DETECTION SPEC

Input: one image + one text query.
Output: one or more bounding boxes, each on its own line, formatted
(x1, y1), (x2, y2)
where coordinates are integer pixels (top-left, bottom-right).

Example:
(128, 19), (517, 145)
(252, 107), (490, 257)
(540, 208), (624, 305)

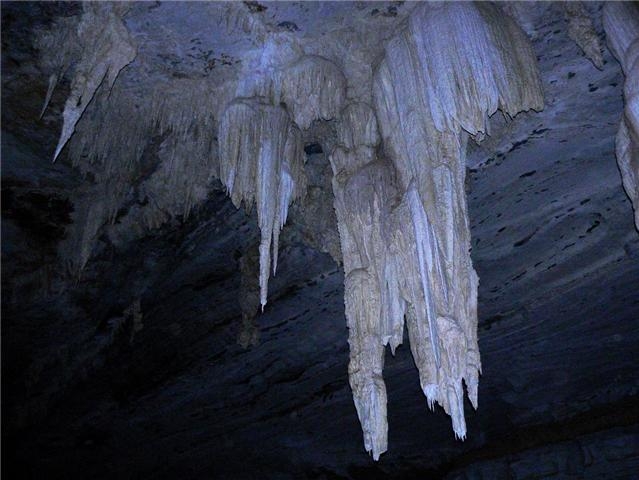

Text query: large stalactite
(337, 2), (544, 458)
(39, 1), (553, 460)
(329, 102), (398, 459)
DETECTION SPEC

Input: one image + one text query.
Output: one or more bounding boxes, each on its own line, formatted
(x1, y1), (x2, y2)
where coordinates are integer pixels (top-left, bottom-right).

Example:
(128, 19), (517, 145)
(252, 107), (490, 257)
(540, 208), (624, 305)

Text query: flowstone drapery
(603, 2), (639, 231)
(40, 1), (551, 461)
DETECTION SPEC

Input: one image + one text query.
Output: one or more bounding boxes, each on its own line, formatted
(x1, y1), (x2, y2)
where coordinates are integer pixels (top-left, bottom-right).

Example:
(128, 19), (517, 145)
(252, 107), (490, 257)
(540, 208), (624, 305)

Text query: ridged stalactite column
(370, 1), (543, 449)
(603, 2), (639, 231)
(329, 102), (399, 460)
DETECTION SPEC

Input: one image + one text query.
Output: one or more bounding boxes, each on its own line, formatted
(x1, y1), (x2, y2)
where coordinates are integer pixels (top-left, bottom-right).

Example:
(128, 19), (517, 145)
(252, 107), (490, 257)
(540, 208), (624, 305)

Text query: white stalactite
(52, 4), (137, 162)
(279, 55), (347, 130)
(329, 102), (396, 460)
(238, 49), (347, 130)
(603, 3), (639, 231)
(218, 46), (345, 307)
(332, 1), (543, 455)
(218, 99), (306, 309)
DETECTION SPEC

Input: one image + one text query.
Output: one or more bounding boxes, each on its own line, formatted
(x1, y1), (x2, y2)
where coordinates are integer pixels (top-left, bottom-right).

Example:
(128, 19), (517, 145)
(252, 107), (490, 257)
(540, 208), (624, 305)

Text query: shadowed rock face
(2, 2), (638, 479)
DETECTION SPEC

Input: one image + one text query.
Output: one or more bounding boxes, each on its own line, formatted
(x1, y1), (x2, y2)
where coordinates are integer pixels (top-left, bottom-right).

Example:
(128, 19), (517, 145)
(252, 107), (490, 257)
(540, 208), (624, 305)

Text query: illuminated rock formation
(329, 102), (397, 460)
(40, 0), (546, 461)
(218, 99), (305, 309)
(371, 1), (543, 446)
(45, 4), (137, 162)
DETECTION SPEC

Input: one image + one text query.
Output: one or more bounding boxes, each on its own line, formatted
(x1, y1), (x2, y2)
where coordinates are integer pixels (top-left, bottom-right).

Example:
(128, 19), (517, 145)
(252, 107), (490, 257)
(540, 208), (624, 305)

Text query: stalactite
(563, 2), (604, 69)
(221, 45), (346, 305)
(57, 79), (221, 273)
(279, 55), (347, 130)
(50, 3), (137, 161)
(329, 102), (398, 460)
(38, 1), (551, 461)
(35, 15), (79, 119)
(67, 78), (220, 179)
(330, 1), (544, 455)
(603, 2), (639, 231)
(218, 99), (306, 309)
(59, 183), (119, 274)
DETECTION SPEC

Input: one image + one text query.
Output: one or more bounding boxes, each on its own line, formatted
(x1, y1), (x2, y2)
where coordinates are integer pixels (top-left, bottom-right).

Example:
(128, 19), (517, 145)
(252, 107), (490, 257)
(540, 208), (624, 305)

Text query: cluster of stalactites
(216, 51), (346, 307)
(336, 1), (544, 457)
(218, 98), (306, 309)
(331, 104), (476, 461)
(379, 2), (542, 145)
(68, 78), (220, 179)
(38, 0), (552, 461)
(56, 79), (221, 274)
(330, 98), (480, 461)
(278, 55), (347, 130)
(40, 4), (346, 286)
(603, 2), (639, 231)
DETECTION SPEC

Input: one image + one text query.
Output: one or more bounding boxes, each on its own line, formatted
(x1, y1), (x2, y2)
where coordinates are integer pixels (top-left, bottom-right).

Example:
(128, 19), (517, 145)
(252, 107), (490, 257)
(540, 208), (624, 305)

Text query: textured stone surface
(2, 2), (638, 479)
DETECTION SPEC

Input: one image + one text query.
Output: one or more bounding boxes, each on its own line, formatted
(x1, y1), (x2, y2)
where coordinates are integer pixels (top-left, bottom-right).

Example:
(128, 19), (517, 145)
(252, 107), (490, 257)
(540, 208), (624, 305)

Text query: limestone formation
(603, 2), (639, 231)
(39, 0), (549, 461)
(218, 99), (306, 309)
(35, 14), (79, 119)
(371, 1), (543, 446)
(57, 80), (220, 273)
(329, 102), (397, 460)
(47, 4), (137, 162)
(564, 2), (604, 69)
